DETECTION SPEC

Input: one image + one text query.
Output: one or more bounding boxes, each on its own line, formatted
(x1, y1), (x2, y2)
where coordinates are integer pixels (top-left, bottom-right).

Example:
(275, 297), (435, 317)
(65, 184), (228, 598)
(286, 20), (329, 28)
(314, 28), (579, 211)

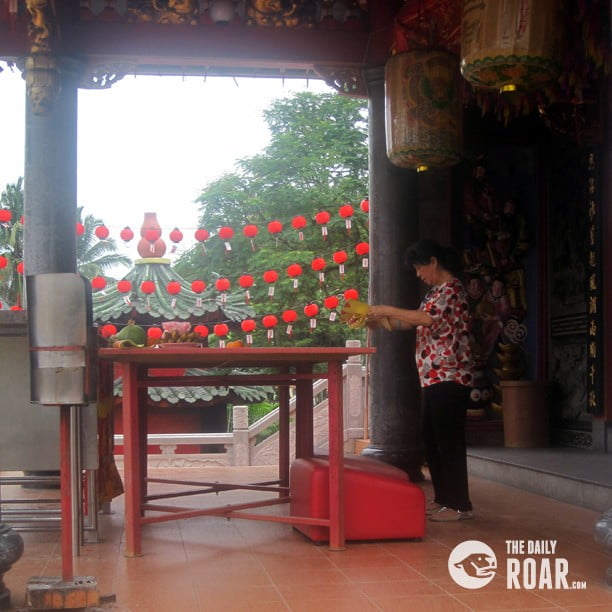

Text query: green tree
(175, 92), (369, 346)
(0, 178), (24, 307)
(76, 207), (132, 279)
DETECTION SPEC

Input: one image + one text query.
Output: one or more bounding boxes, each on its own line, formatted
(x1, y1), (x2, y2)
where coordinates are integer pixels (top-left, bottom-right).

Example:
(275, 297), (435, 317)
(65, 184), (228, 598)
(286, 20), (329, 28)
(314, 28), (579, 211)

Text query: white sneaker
(429, 506), (473, 522)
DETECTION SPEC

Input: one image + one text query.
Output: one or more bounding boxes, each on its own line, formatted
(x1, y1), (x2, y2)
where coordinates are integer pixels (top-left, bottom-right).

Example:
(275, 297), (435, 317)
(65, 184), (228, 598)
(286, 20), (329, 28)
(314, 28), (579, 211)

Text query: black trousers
(422, 381), (472, 512)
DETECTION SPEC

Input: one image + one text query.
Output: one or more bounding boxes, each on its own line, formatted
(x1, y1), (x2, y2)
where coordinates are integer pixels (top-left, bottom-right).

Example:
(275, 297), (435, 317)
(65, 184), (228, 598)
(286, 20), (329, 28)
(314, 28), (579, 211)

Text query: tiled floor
(2, 464), (612, 611)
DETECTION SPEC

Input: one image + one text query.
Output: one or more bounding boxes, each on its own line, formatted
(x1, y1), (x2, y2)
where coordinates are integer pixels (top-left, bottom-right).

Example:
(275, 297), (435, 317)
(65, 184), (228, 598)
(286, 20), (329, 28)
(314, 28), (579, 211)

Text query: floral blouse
(415, 278), (474, 388)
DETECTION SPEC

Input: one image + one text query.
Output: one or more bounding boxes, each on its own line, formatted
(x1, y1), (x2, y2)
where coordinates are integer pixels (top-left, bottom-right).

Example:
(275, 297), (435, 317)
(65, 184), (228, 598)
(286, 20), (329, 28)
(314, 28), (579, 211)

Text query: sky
(0, 62), (332, 268)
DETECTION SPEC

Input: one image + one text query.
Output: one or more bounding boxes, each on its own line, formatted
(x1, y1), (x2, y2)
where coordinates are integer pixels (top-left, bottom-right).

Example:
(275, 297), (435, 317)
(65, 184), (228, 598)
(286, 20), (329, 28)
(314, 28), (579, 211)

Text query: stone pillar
(24, 58), (83, 276)
(232, 405), (250, 466)
(0, 523), (24, 610)
(361, 66), (424, 481)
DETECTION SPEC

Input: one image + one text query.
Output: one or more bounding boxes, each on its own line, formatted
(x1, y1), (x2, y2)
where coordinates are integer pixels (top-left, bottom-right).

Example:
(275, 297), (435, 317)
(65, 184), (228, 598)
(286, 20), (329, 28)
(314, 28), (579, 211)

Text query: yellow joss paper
(340, 299), (370, 328)
(340, 300), (392, 331)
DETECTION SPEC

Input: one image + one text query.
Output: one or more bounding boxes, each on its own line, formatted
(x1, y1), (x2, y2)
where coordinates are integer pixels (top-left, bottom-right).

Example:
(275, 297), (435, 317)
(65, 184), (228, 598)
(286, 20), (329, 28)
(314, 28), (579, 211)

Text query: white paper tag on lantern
(310, 318), (317, 330)
(219, 339), (226, 348)
(268, 286), (275, 297)
(362, 257), (369, 268)
(246, 334), (253, 345)
(221, 293), (227, 304)
(245, 290), (251, 303)
(339, 264), (345, 275)
(345, 219), (352, 231)
(329, 311), (337, 322)
(286, 324), (293, 336)
(123, 296), (131, 306)
(267, 329), (274, 341)
(298, 231), (304, 241)
(149, 243), (155, 253)
(196, 297), (202, 307)
(146, 297), (151, 310)
(321, 226), (328, 238)
(318, 272), (325, 284)
(171, 298), (177, 308)
(292, 279), (298, 290)
(224, 241), (232, 251)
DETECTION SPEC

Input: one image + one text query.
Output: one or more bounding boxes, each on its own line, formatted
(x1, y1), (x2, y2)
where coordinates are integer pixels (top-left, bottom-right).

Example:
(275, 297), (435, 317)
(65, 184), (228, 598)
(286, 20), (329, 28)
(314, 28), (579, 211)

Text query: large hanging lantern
(385, 50), (462, 171)
(460, 0), (560, 93)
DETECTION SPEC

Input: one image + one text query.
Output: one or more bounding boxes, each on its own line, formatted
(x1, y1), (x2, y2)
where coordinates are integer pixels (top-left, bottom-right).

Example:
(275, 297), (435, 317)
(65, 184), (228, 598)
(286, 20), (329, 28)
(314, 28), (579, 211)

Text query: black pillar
(361, 66), (424, 481)
(24, 59), (82, 275)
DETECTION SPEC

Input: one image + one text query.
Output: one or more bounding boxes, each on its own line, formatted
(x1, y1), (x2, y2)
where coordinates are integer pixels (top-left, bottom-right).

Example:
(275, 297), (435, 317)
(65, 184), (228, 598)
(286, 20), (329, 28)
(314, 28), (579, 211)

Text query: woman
(367, 239), (475, 522)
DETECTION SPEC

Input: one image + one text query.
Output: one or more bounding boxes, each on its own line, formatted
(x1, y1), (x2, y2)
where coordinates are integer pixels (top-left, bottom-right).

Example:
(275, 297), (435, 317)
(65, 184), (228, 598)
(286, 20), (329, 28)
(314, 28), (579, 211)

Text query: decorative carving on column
(0, 523), (24, 610)
(25, 0), (60, 115)
(79, 63), (133, 89)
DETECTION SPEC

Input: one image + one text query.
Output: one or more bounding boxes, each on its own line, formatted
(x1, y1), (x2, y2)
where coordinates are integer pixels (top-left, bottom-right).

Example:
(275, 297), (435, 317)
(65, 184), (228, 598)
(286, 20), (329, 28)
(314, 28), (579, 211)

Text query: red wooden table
(98, 346), (374, 556)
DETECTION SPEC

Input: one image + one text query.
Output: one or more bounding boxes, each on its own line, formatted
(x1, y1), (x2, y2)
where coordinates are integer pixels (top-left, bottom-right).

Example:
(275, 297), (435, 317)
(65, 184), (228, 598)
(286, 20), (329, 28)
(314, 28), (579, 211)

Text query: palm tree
(76, 207), (132, 279)
(0, 178), (24, 307)
(0, 180), (132, 307)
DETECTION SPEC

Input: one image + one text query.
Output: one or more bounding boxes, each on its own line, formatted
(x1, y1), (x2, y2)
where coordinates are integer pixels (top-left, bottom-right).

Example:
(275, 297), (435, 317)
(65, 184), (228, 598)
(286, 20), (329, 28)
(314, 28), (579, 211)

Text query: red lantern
(311, 257), (326, 284)
(91, 276), (106, 290)
(282, 309), (298, 323)
(0, 209), (12, 223)
(140, 280), (155, 294)
(100, 324), (117, 339)
(191, 280), (206, 294)
(355, 241), (370, 268)
(120, 226), (134, 242)
(267, 220), (283, 236)
(169, 227), (183, 243)
(338, 204), (354, 232)
(324, 295), (339, 310)
(195, 228), (209, 242)
(241, 318), (256, 345)
(95, 225), (110, 240)
(324, 295), (340, 321)
(360, 198), (369, 213)
(238, 274), (254, 289)
(287, 263), (303, 290)
(19, 215), (24, 225)
(76, 222), (85, 236)
(241, 319), (256, 332)
(117, 279), (132, 304)
(291, 215), (307, 240)
(16, 261), (24, 275)
(304, 303), (319, 330)
(194, 324), (209, 338)
(0, 255), (7, 269)
(238, 274), (254, 303)
(147, 326), (163, 340)
(213, 323), (229, 347)
(219, 226), (234, 251)
(215, 278), (230, 291)
(314, 211), (331, 238)
(333, 250), (348, 275)
(10, 305), (23, 311)
(262, 314), (278, 342)
(243, 224), (258, 251)
(344, 288), (359, 301)
(263, 270), (278, 298)
(166, 281), (181, 295)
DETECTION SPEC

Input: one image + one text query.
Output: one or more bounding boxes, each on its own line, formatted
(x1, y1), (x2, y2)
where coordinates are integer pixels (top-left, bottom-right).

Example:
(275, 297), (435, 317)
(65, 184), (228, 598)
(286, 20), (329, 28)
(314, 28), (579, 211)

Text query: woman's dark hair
(404, 239), (463, 277)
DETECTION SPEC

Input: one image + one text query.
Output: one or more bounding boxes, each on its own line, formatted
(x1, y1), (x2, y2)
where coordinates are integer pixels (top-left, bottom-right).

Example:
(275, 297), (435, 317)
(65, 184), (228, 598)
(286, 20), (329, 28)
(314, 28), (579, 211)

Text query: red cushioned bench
(290, 455), (426, 542)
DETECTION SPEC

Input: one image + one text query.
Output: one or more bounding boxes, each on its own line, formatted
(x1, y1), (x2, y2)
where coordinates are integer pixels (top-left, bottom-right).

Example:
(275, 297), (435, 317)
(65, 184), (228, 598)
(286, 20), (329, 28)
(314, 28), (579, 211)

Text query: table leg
(122, 362), (142, 557)
(278, 379), (290, 494)
(327, 360), (345, 551)
(295, 364), (313, 459)
(138, 374), (148, 513)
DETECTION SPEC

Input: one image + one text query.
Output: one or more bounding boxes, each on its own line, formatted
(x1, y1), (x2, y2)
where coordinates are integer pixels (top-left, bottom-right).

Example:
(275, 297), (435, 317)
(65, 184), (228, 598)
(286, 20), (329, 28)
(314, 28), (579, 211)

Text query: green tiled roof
(93, 258), (253, 324)
(113, 368), (274, 405)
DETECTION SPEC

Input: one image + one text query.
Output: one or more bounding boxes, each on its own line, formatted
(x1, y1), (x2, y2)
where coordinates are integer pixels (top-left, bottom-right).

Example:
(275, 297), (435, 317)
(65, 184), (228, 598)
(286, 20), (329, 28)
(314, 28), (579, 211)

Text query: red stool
(290, 456), (426, 542)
